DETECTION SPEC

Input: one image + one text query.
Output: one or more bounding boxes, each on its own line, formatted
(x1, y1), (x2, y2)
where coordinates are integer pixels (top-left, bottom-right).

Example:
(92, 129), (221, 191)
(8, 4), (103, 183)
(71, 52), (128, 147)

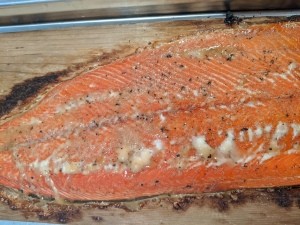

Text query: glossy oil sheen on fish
(0, 22), (300, 201)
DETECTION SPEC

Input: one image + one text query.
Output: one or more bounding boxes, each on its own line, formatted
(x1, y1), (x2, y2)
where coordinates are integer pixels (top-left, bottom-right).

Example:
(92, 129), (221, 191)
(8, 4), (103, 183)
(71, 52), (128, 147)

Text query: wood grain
(0, 18), (300, 224)
(0, 192), (299, 224)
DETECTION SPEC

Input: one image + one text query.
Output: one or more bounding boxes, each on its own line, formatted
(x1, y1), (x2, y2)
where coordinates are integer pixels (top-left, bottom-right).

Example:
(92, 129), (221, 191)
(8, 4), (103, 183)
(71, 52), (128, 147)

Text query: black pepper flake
(176, 154), (181, 157)
(226, 54), (234, 61)
(155, 180), (160, 184)
(240, 127), (248, 131)
(160, 127), (167, 132)
(93, 120), (99, 127)
(165, 53), (172, 58)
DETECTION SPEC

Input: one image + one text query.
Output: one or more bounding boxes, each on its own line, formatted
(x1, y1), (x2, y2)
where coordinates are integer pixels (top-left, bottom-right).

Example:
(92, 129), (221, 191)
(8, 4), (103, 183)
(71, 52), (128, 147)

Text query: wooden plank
(1, 203), (299, 225)
(0, 188), (299, 224)
(0, 18), (299, 224)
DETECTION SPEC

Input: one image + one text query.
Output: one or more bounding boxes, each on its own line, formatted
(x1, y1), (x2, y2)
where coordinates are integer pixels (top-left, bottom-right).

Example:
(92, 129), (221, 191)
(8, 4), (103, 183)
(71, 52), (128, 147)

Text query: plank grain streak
(0, 18), (299, 224)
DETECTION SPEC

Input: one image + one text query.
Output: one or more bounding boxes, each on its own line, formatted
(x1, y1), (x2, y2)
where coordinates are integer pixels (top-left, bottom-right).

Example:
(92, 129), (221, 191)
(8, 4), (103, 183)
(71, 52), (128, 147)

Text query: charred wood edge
(224, 11), (242, 26)
(0, 70), (67, 118)
(223, 10), (300, 26)
(0, 185), (300, 223)
(223, 0), (241, 26)
(0, 17), (299, 121)
(287, 15), (300, 22)
(0, 46), (134, 120)
(223, 0), (300, 25)
(223, 7), (300, 25)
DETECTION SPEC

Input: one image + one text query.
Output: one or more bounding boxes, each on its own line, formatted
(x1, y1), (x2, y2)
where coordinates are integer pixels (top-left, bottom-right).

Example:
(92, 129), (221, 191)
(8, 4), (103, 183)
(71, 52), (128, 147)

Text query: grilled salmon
(0, 22), (299, 201)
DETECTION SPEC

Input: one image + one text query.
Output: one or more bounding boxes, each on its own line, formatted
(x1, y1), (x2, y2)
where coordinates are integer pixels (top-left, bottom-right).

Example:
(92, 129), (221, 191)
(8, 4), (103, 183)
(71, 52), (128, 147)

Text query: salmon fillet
(0, 22), (300, 201)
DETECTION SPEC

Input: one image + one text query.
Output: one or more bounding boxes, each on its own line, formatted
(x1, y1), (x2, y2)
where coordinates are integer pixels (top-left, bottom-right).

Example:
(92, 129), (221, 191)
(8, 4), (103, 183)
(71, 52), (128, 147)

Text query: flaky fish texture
(0, 22), (300, 201)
